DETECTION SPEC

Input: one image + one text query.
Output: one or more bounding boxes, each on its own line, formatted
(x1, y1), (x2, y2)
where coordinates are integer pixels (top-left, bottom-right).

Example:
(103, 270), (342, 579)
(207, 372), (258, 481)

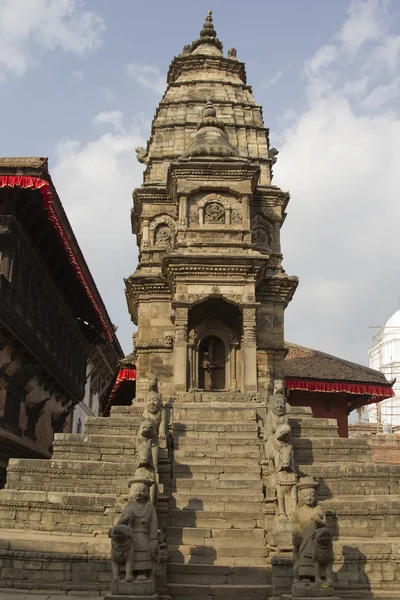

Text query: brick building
(0, 157), (123, 486)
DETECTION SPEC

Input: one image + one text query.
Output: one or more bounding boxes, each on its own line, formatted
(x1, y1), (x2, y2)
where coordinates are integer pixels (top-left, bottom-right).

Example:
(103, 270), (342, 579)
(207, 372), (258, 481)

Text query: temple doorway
(198, 335), (226, 390)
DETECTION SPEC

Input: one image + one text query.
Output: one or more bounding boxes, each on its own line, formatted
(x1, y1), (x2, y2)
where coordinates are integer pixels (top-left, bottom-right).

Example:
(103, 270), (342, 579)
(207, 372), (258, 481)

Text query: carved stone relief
(154, 225), (172, 246)
(231, 209), (242, 223)
(204, 202), (225, 224)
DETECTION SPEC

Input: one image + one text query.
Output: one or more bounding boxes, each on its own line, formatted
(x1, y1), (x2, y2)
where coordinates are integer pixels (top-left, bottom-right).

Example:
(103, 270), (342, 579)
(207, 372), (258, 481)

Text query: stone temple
(1, 11), (400, 600)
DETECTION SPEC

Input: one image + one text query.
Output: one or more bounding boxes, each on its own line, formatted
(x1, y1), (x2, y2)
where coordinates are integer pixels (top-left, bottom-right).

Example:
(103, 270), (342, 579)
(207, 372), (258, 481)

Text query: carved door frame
(188, 317), (239, 391)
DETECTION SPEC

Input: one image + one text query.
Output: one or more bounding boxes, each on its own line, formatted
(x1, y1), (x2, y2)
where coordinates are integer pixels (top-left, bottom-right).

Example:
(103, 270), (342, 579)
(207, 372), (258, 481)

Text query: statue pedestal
(282, 588), (341, 600)
(267, 516), (292, 550)
(104, 578), (157, 599)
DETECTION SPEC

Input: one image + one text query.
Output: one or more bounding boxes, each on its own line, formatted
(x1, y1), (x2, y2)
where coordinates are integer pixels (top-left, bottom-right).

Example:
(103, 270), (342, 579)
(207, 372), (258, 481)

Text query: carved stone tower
(125, 12), (298, 400)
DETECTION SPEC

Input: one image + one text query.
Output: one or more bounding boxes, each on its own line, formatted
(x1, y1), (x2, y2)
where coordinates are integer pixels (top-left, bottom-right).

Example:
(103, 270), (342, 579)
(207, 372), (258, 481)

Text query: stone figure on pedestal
(291, 476), (334, 598)
(107, 479), (159, 598)
(264, 381), (297, 521)
(268, 423), (297, 520)
(141, 377), (167, 501)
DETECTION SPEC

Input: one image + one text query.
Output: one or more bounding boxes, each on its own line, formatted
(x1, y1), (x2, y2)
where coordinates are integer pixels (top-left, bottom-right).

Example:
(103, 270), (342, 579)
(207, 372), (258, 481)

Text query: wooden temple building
(0, 157), (123, 487)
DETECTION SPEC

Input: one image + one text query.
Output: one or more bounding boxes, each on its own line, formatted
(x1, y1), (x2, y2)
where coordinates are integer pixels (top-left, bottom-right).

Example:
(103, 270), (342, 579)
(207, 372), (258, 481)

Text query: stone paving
(0, 591), (104, 600)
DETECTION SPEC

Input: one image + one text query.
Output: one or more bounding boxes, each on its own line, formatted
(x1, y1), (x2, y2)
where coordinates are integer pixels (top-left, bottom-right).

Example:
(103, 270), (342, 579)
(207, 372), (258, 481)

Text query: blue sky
(1, 0), (400, 367)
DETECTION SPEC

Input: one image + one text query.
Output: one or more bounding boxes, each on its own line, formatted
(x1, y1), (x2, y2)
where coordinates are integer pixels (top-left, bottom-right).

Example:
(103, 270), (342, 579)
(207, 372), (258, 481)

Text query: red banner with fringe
(0, 175), (114, 342)
(285, 378), (394, 399)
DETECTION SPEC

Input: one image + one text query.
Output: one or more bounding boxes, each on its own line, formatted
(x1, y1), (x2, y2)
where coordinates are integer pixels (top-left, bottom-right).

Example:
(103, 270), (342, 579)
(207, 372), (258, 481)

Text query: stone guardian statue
(292, 476), (334, 597)
(108, 479), (159, 597)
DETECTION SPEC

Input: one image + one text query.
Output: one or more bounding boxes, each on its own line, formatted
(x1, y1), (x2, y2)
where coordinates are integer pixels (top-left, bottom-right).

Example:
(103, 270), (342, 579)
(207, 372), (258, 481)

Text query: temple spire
(191, 10), (223, 54)
(181, 99), (238, 159)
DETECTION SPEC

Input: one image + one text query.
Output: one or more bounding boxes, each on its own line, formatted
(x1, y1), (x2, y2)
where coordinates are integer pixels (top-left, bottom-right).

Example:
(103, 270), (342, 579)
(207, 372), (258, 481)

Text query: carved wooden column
(242, 306), (257, 393)
(174, 304), (189, 392)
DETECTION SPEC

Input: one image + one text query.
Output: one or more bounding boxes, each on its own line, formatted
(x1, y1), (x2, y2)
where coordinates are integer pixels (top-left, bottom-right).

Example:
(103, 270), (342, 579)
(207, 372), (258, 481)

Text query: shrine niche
(187, 192), (244, 228)
(187, 301), (241, 391)
(251, 214), (272, 248)
(149, 214), (175, 247)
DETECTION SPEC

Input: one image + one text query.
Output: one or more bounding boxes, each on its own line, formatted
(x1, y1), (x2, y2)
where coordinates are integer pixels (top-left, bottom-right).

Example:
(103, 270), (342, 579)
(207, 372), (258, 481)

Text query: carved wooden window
(198, 336), (226, 390)
(204, 202), (225, 224)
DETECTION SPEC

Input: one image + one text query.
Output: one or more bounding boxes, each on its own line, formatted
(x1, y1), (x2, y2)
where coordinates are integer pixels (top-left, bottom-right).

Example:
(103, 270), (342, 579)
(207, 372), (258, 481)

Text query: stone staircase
(167, 402), (271, 600)
(0, 404), (170, 594)
(269, 407), (400, 600)
(0, 400), (400, 598)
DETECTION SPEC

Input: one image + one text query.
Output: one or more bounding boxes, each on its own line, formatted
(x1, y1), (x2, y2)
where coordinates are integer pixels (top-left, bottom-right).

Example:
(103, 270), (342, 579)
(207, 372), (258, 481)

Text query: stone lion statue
(108, 524), (134, 583)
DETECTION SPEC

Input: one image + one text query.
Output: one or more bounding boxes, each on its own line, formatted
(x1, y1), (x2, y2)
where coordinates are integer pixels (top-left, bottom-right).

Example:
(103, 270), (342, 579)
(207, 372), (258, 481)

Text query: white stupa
(367, 309), (400, 429)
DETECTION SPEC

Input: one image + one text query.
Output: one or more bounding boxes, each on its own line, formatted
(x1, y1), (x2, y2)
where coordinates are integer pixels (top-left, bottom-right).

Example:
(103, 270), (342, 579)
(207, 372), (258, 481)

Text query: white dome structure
(367, 309), (400, 430)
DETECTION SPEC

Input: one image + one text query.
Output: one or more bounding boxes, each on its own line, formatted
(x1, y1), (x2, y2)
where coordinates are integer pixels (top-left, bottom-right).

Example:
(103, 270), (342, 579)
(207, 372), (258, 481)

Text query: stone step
(325, 495), (400, 538)
(174, 448), (260, 460)
(4, 458), (139, 493)
(168, 544), (268, 566)
(293, 437), (372, 463)
(173, 479), (263, 491)
(297, 462), (400, 497)
(168, 563), (272, 585)
(167, 583), (273, 600)
(52, 432), (137, 458)
(0, 489), (117, 534)
(173, 456), (261, 467)
(169, 508), (262, 529)
(173, 404), (257, 423)
(173, 422), (259, 435)
(167, 526), (265, 547)
(174, 436), (261, 447)
(173, 464), (261, 479)
(287, 405), (313, 416)
(288, 416), (338, 438)
(170, 496), (264, 511)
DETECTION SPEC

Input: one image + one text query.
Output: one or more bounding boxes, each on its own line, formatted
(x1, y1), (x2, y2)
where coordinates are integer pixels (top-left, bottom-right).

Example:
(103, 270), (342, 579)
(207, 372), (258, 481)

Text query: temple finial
(200, 10), (217, 39)
(190, 10), (223, 54)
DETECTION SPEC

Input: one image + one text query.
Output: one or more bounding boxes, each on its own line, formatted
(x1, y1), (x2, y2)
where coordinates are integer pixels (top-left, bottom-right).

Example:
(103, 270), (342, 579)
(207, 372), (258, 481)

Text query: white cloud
(99, 86), (118, 104)
(274, 0), (400, 365)
(0, 0), (105, 81)
(125, 62), (165, 95)
(70, 70), (85, 83)
(261, 69), (283, 91)
(93, 110), (124, 133)
(52, 112), (146, 353)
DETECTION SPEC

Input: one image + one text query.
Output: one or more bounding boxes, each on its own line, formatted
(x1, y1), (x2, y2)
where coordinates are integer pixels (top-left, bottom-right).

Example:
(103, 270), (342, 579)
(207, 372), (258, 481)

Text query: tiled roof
(0, 157), (47, 169)
(284, 342), (392, 386)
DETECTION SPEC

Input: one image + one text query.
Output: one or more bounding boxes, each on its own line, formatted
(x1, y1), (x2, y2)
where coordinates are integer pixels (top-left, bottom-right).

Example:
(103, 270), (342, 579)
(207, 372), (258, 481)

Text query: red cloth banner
(0, 175), (114, 342)
(285, 378), (394, 399)
(117, 368), (137, 382)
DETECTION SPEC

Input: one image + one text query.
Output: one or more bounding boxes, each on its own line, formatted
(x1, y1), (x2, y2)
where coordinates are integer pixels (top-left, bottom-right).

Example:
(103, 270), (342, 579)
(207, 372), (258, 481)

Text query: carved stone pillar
(231, 346), (237, 389)
(199, 207), (204, 226)
(142, 218), (150, 247)
(179, 196), (188, 227)
(242, 306), (257, 393)
(242, 195), (251, 229)
(174, 305), (188, 392)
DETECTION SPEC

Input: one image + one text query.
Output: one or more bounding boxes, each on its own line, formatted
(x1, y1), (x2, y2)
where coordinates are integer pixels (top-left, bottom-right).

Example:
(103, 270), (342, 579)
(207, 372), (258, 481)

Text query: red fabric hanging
(285, 378), (394, 398)
(0, 175), (114, 342)
(116, 368), (137, 382)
